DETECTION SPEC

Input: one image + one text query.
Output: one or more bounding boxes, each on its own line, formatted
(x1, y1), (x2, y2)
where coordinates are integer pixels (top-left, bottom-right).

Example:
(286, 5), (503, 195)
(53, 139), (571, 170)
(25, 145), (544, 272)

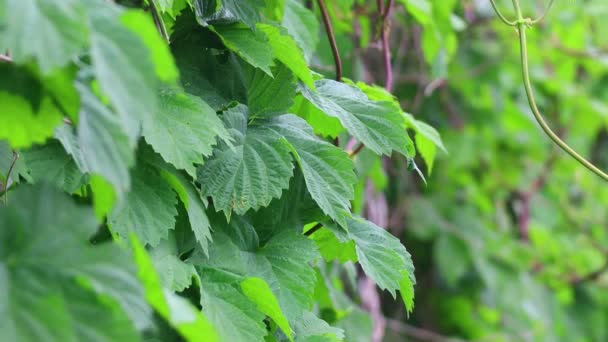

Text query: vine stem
(496, 0), (608, 182)
(317, 0), (342, 81)
(378, 0), (395, 91)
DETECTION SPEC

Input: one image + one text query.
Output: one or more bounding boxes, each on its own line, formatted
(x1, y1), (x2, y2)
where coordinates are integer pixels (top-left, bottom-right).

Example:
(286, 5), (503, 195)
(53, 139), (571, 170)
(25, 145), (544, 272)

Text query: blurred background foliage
(312, 0), (608, 340)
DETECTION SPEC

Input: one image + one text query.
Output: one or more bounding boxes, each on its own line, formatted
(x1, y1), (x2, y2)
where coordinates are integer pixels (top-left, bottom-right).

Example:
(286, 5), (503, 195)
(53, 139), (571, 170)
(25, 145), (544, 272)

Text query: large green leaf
(344, 216), (416, 313)
(109, 163), (178, 247)
(245, 63), (297, 119)
(21, 139), (85, 193)
(0, 64), (64, 148)
(131, 235), (219, 341)
(258, 23), (315, 89)
(0, 0), (88, 73)
(194, 0), (264, 29)
(143, 89), (230, 177)
(212, 23), (274, 76)
(282, 0), (319, 62)
(0, 185), (149, 340)
(267, 115), (356, 226)
(88, 3), (158, 141)
(241, 277), (293, 341)
(300, 80), (415, 157)
(197, 105), (294, 216)
(75, 83), (134, 192)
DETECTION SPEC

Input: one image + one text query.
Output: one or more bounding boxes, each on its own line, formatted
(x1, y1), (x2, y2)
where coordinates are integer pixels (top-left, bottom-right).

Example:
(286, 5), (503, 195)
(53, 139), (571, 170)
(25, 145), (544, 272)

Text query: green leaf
(21, 139), (85, 192)
(120, 10), (179, 82)
(88, 3), (158, 141)
(150, 235), (197, 292)
(131, 235), (220, 341)
(211, 23), (274, 76)
(0, 0), (88, 73)
(246, 63), (297, 119)
(267, 115), (356, 226)
(197, 105), (294, 216)
(144, 88), (230, 177)
(0, 185), (149, 340)
(282, 0), (319, 62)
(258, 23), (315, 89)
(75, 83), (134, 192)
(241, 277), (294, 341)
(0, 64), (64, 148)
(300, 80), (414, 157)
(109, 163), (178, 247)
(160, 166), (214, 256)
(194, 0), (264, 30)
(310, 227), (356, 263)
(415, 131), (437, 175)
(200, 280), (267, 342)
(293, 311), (345, 342)
(344, 216), (416, 313)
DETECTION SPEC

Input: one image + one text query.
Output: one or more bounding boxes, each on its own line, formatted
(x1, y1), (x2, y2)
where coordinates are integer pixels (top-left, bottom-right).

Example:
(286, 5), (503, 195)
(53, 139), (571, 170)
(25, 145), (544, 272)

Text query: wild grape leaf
(201, 281), (267, 341)
(171, 26), (247, 110)
(0, 185), (149, 340)
(190, 216), (320, 338)
(344, 216), (416, 312)
(241, 277), (294, 341)
(149, 235), (197, 292)
(282, 0), (319, 62)
(120, 10), (179, 82)
(143, 88), (230, 177)
(267, 115), (356, 226)
(160, 165), (214, 256)
(21, 139), (85, 193)
(310, 227), (356, 263)
(88, 3), (158, 142)
(245, 63), (296, 119)
(0, 0), (88, 73)
(0, 64), (64, 148)
(76, 83), (134, 192)
(194, 0), (264, 29)
(300, 80), (415, 157)
(212, 23), (274, 76)
(293, 311), (345, 342)
(109, 163), (178, 247)
(131, 236), (220, 341)
(258, 23), (315, 89)
(197, 105), (293, 216)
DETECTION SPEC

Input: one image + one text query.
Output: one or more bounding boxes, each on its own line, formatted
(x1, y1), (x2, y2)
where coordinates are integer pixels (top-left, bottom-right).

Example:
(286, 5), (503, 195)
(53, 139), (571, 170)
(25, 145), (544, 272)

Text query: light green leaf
(0, 0), (88, 73)
(258, 23), (315, 89)
(200, 281), (267, 342)
(345, 216), (416, 313)
(246, 63), (297, 119)
(0, 185), (149, 340)
(282, 0), (319, 62)
(212, 23), (274, 76)
(109, 163), (178, 247)
(301, 80), (414, 157)
(131, 235), (219, 341)
(241, 277), (294, 341)
(121, 10), (179, 82)
(144, 88), (230, 177)
(267, 115), (356, 226)
(0, 64), (64, 148)
(415, 132), (437, 175)
(197, 105), (294, 216)
(89, 3), (158, 141)
(293, 311), (345, 342)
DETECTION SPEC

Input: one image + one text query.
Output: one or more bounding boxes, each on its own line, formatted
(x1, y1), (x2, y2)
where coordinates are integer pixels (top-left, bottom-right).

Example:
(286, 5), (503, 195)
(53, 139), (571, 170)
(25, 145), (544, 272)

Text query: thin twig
(304, 222), (323, 236)
(377, 0), (395, 91)
(349, 143), (365, 157)
(386, 318), (463, 341)
(3, 151), (19, 204)
(317, 0), (342, 81)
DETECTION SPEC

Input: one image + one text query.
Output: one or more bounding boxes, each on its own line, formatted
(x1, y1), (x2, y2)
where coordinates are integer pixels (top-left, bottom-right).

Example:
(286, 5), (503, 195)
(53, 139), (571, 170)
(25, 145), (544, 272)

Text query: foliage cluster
(0, 0), (443, 341)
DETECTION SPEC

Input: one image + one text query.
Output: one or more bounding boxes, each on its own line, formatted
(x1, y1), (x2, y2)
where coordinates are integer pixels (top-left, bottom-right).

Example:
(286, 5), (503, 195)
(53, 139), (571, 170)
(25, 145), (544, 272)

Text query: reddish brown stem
(377, 0), (395, 91)
(317, 0), (342, 81)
